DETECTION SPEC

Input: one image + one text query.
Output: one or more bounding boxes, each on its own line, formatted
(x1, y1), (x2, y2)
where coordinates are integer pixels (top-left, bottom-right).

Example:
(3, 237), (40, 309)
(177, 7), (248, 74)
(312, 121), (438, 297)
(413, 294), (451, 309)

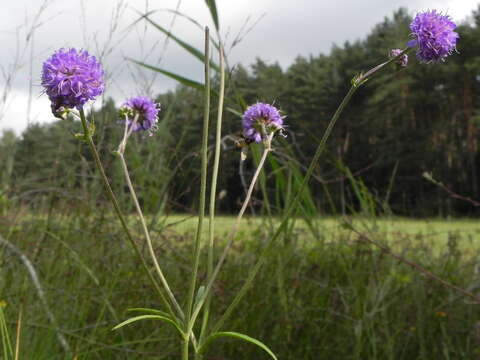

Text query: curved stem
(78, 108), (179, 321)
(0, 234), (71, 355)
(117, 151), (184, 318)
(208, 50), (414, 333)
(211, 85), (358, 334)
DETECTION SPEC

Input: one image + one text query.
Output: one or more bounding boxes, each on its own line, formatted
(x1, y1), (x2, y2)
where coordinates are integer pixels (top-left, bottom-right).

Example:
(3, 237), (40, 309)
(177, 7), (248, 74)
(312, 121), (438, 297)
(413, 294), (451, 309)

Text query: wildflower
(120, 96), (160, 132)
(41, 48), (104, 115)
(390, 49), (408, 67)
(407, 10), (459, 63)
(242, 102), (284, 143)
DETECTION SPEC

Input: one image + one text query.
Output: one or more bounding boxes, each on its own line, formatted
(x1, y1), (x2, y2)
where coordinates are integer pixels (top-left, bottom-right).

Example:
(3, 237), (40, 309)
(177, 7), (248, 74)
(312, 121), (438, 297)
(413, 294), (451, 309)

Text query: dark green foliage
(2, 7), (480, 218)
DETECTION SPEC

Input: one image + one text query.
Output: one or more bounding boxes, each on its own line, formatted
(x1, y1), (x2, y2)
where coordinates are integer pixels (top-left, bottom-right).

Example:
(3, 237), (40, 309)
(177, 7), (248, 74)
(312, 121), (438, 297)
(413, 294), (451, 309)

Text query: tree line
(1, 8), (479, 217)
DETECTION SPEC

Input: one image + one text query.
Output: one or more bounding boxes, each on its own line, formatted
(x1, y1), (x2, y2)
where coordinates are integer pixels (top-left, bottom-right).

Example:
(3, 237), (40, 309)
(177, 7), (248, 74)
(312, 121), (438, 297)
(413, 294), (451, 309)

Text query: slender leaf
(200, 331), (277, 360)
(138, 12), (219, 71)
(128, 58), (205, 90)
(204, 0), (219, 31)
(112, 315), (184, 337)
(161, 9), (220, 50)
(127, 308), (172, 318)
(0, 305), (13, 359)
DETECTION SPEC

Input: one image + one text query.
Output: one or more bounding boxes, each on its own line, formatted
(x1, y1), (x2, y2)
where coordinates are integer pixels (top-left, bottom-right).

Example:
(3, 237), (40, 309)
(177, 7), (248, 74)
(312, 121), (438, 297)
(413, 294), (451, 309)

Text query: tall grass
(1, 1), (479, 359)
(1, 209), (480, 358)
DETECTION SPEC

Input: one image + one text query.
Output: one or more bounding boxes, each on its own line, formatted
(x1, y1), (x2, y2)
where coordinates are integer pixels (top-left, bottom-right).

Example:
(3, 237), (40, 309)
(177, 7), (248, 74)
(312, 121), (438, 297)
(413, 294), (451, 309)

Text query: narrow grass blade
(0, 304), (13, 359)
(200, 331), (277, 360)
(128, 58), (205, 90)
(112, 315), (185, 337)
(139, 12), (219, 71)
(204, 0), (219, 31)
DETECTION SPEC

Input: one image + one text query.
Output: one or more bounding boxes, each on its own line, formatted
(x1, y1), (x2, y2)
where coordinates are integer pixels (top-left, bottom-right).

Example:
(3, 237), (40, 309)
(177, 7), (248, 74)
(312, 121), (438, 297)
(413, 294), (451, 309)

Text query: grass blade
(139, 12), (219, 71)
(128, 58), (205, 90)
(204, 0), (219, 31)
(112, 315), (185, 337)
(127, 308), (172, 318)
(200, 331), (277, 360)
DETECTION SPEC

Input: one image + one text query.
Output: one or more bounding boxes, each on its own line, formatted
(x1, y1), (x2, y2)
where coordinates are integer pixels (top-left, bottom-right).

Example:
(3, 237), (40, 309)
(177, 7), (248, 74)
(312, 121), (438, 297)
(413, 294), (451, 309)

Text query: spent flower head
(242, 102), (284, 143)
(41, 48), (104, 116)
(407, 10), (459, 63)
(120, 96), (160, 132)
(390, 49), (408, 67)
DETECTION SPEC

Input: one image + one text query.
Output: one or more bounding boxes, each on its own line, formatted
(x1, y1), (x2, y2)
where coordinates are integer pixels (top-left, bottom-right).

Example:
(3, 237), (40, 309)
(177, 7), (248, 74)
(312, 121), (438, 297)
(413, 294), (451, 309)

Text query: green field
(2, 212), (480, 359)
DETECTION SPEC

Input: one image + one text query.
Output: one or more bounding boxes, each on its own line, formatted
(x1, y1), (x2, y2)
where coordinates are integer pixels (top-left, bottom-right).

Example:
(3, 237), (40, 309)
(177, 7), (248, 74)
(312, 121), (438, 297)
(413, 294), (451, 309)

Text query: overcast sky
(0, 0), (478, 134)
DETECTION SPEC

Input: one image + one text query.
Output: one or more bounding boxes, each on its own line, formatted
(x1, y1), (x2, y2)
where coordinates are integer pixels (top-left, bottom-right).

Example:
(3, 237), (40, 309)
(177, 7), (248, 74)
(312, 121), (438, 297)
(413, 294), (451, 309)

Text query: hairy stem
(190, 133), (274, 337)
(78, 108), (179, 320)
(209, 49), (415, 333)
(117, 151), (183, 318)
(211, 85), (358, 334)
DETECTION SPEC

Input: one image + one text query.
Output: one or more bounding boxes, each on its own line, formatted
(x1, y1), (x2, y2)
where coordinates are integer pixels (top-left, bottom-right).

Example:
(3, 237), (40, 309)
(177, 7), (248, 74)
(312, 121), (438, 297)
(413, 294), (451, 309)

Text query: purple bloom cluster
(408, 10), (459, 63)
(242, 102), (284, 143)
(390, 49), (408, 67)
(121, 96), (160, 132)
(41, 48), (104, 113)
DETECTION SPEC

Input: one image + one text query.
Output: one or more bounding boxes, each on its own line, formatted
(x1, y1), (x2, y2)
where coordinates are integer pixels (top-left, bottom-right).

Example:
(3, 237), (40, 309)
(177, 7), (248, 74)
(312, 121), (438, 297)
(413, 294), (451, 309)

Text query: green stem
(78, 108), (178, 321)
(184, 26), (211, 360)
(208, 48), (415, 334)
(199, 44), (225, 344)
(182, 335), (189, 360)
(117, 151), (184, 318)
(189, 133), (274, 335)
(211, 85), (359, 334)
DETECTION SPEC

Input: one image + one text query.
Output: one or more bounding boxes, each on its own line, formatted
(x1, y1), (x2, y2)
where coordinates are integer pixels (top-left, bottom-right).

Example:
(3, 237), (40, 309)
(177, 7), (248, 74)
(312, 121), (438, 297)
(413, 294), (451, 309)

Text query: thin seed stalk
(78, 108), (179, 320)
(184, 26), (211, 360)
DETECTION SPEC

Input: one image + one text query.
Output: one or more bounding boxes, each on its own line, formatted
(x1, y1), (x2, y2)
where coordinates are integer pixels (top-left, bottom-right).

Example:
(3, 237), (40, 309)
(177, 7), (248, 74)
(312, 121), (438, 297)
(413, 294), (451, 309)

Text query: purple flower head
(242, 102), (284, 143)
(390, 49), (408, 67)
(120, 96), (160, 132)
(407, 10), (459, 63)
(41, 48), (104, 115)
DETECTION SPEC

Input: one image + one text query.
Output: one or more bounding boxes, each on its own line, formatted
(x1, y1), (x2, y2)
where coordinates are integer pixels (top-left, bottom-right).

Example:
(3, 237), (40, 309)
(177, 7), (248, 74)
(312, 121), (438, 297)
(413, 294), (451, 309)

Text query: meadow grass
(163, 214), (480, 252)
(2, 209), (479, 359)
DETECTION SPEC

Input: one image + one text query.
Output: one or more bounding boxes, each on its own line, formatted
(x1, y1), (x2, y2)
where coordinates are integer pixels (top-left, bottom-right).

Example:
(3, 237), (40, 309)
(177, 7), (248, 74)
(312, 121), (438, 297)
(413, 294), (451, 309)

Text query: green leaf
(225, 107), (243, 117)
(128, 58), (205, 90)
(137, 12), (219, 71)
(204, 0), (220, 31)
(194, 285), (206, 309)
(200, 331), (277, 360)
(127, 308), (172, 318)
(112, 315), (184, 337)
(160, 9), (220, 50)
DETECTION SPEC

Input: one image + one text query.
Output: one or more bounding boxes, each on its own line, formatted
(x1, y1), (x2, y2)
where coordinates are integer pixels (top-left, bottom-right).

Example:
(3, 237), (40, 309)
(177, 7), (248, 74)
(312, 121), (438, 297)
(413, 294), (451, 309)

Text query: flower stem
(184, 26), (211, 360)
(199, 44), (225, 344)
(211, 85), (359, 334)
(209, 48), (416, 333)
(189, 133), (274, 338)
(78, 108), (179, 321)
(116, 150), (183, 318)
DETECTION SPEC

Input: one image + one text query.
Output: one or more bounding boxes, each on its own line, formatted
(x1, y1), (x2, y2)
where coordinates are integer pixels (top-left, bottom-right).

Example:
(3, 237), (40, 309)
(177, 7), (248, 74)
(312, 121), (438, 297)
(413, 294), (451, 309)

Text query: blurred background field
(2, 0), (480, 359)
